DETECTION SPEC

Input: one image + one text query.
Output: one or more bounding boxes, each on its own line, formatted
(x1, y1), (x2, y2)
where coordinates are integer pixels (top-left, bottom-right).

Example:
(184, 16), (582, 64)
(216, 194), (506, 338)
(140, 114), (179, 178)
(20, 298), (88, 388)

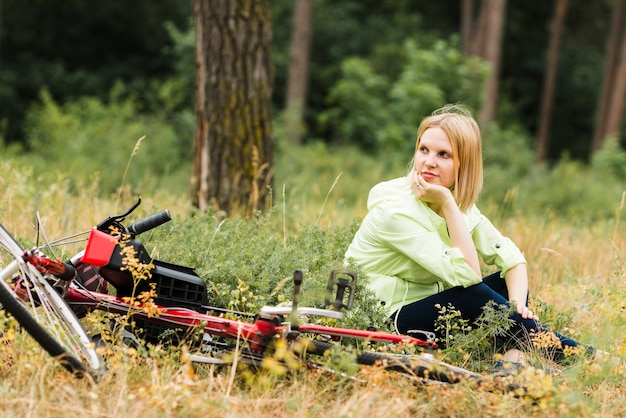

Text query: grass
(0, 153), (625, 417)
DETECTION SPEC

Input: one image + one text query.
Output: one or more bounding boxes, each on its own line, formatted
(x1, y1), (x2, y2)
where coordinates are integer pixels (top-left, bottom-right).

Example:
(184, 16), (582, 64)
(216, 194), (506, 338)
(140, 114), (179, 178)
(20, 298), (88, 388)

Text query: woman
(345, 104), (588, 365)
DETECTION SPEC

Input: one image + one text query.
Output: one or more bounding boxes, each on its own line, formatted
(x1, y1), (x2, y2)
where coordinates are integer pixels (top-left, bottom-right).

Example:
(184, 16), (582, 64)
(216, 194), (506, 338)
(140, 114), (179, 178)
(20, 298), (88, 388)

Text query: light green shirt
(345, 176), (526, 316)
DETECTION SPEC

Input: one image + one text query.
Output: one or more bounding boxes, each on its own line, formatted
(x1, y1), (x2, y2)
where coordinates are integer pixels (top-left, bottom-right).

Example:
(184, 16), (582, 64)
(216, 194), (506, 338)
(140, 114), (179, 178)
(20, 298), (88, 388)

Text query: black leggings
(392, 272), (585, 361)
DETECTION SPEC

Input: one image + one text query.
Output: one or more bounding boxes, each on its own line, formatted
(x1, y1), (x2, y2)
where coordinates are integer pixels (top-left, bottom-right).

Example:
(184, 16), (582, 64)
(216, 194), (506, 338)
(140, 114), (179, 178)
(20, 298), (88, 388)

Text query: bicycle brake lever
(406, 330), (436, 345)
(96, 197), (142, 231)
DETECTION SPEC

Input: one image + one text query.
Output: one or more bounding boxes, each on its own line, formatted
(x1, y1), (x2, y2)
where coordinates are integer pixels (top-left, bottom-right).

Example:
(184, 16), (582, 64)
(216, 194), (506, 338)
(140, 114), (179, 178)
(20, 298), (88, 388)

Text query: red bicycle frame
(63, 284), (433, 352)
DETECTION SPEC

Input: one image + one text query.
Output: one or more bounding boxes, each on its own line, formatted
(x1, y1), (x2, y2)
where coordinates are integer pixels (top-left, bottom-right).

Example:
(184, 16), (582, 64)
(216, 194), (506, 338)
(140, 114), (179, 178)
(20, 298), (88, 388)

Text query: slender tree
(604, 24), (626, 142)
(0, 0), (3, 62)
(592, 0), (626, 152)
(461, 0), (507, 128)
(191, 0), (274, 216)
(536, 0), (569, 162)
(461, 0), (474, 56)
(284, 0), (313, 145)
(478, 0), (506, 128)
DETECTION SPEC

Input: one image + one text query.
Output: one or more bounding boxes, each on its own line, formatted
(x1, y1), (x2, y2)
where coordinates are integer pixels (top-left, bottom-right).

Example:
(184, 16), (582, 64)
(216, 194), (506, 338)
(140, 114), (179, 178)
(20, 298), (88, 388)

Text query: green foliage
(273, 116), (404, 226)
(317, 57), (391, 151)
(591, 137), (626, 180)
(148, 209), (388, 332)
(272, 0), (427, 119)
(482, 122), (536, 177)
(531, 296), (576, 339)
(22, 87), (194, 195)
(476, 123), (625, 223)
(503, 158), (625, 222)
(319, 37), (489, 153)
(434, 302), (474, 348)
(480, 122), (536, 216)
(157, 20), (196, 115)
(382, 38), (488, 152)
(432, 301), (516, 368)
(0, 0), (192, 141)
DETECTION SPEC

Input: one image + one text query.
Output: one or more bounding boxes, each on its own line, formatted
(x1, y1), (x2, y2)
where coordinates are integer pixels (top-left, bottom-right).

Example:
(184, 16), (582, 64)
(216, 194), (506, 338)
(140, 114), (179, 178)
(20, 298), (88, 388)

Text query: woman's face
(414, 127), (456, 188)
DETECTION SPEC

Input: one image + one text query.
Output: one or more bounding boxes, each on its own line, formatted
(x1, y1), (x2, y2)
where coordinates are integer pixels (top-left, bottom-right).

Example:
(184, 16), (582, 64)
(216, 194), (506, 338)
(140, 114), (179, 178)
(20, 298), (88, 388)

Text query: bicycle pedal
(324, 269), (357, 311)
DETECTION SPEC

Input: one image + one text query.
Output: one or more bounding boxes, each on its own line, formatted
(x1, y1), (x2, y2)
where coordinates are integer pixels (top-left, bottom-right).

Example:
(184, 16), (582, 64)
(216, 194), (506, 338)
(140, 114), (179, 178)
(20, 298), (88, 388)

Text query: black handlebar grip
(127, 209), (172, 236)
(58, 262), (77, 281)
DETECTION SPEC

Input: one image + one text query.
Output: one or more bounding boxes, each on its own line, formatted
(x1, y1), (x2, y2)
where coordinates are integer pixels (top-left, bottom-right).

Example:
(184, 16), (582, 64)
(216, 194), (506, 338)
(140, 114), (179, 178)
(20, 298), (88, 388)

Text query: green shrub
(479, 125), (625, 223)
(592, 137), (626, 180)
(319, 36), (489, 154)
(382, 38), (488, 152)
(148, 209), (389, 332)
(23, 86), (193, 195)
(317, 57), (392, 151)
(491, 158), (625, 222)
(273, 133), (402, 227)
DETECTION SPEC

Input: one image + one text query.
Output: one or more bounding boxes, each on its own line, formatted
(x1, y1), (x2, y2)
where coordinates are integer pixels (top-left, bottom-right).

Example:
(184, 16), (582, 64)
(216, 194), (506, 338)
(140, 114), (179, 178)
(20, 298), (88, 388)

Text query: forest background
(0, 0), (625, 221)
(1, 1), (626, 417)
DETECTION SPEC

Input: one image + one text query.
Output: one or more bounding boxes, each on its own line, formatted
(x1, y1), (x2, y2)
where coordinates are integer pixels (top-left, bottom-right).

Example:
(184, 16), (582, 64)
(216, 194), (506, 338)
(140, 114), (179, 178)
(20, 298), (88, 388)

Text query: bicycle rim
(0, 225), (104, 378)
(307, 339), (484, 384)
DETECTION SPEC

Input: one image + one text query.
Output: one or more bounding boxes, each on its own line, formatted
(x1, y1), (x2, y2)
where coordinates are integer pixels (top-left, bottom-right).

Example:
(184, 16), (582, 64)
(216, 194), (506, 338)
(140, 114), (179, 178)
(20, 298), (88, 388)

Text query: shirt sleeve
(376, 206), (482, 289)
(471, 214), (527, 276)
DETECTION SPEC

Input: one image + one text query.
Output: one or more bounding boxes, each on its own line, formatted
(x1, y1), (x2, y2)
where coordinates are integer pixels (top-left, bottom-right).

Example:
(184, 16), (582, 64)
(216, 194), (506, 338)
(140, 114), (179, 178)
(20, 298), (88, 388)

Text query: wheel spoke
(0, 225), (104, 377)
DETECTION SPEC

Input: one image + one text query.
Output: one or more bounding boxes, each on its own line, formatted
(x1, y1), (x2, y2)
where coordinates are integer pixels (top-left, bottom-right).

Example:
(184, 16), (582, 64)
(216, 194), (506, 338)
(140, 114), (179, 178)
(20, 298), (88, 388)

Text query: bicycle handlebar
(127, 210), (172, 236)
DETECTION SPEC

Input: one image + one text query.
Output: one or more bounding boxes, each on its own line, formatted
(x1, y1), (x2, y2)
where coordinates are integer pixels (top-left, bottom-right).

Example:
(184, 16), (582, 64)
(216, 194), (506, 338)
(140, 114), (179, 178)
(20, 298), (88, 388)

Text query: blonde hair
(408, 104), (483, 211)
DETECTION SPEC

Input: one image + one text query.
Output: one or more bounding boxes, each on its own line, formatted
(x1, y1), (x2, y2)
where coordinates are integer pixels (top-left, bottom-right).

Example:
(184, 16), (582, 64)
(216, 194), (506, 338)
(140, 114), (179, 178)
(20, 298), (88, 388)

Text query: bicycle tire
(0, 225), (104, 378)
(186, 331), (524, 393)
(307, 339), (485, 384)
(310, 339), (530, 394)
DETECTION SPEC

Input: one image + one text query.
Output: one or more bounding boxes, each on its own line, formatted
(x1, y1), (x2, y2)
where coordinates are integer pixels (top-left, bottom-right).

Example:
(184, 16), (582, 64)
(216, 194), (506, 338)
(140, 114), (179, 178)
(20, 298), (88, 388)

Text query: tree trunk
(478, 0), (507, 129)
(604, 24), (626, 141)
(191, 0), (274, 216)
(284, 0), (313, 145)
(461, 0), (507, 128)
(0, 0), (3, 62)
(460, 0), (474, 56)
(536, 0), (569, 162)
(468, 0), (488, 57)
(592, 0), (625, 152)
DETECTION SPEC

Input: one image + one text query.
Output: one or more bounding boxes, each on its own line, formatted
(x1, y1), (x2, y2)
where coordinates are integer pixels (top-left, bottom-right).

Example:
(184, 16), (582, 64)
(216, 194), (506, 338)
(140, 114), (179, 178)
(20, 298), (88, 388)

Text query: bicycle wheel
(306, 340), (478, 382)
(0, 225), (104, 378)
(305, 339), (523, 393)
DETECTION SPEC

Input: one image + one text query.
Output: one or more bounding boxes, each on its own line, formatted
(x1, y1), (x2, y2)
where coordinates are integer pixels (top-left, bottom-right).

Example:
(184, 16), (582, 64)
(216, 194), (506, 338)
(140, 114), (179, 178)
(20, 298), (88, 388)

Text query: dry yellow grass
(1, 163), (626, 417)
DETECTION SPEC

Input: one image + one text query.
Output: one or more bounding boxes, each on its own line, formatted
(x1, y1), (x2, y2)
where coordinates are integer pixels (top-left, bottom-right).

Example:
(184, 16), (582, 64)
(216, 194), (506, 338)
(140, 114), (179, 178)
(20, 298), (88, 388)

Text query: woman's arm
(504, 263), (538, 320)
(440, 196), (481, 278)
(413, 172), (481, 278)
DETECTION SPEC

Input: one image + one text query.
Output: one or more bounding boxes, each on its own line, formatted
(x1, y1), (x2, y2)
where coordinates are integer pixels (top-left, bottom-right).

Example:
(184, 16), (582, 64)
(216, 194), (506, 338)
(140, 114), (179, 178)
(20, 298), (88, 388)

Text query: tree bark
(536, 0), (569, 162)
(0, 0), (3, 62)
(460, 0), (507, 128)
(284, 0), (313, 145)
(460, 0), (474, 56)
(191, 0), (274, 216)
(468, 0), (488, 57)
(592, 0), (625, 152)
(477, 0), (507, 129)
(604, 24), (626, 141)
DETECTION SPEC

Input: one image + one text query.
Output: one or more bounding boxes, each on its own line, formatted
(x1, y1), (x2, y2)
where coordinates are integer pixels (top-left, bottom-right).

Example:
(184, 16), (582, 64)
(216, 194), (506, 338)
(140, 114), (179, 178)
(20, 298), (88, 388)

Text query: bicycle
(0, 221), (104, 377)
(0, 199), (522, 392)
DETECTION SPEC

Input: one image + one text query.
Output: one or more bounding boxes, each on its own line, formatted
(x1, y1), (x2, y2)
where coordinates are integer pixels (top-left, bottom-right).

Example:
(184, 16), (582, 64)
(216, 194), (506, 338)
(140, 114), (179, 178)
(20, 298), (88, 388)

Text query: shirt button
(444, 250), (451, 255)
(495, 243), (501, 249)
